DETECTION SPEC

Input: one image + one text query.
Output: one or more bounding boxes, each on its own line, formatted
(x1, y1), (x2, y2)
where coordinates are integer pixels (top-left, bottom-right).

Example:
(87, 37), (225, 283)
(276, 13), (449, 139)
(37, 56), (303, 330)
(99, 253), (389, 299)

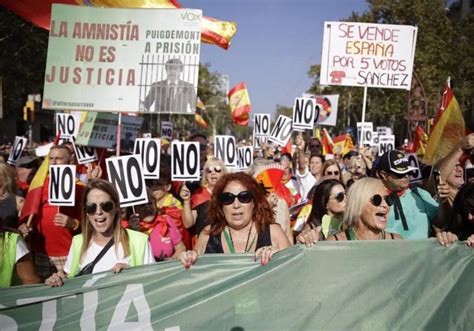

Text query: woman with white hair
(328, 177), (402, 241)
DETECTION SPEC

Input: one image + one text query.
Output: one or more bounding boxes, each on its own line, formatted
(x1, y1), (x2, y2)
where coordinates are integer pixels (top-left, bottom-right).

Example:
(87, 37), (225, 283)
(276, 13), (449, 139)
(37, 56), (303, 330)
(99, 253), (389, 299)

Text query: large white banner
(43, 5), (201, 113)
(320, 22), (417, 90)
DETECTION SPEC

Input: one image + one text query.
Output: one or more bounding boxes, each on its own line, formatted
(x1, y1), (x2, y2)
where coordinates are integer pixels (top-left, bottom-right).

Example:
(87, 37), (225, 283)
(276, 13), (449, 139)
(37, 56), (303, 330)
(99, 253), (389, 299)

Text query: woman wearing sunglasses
(180, 157), (227, 239)
(328, 178), (402, 241)
(45, 179), (155, 286)
(180, 173), (291, 268)
(321, 159), (343, 183)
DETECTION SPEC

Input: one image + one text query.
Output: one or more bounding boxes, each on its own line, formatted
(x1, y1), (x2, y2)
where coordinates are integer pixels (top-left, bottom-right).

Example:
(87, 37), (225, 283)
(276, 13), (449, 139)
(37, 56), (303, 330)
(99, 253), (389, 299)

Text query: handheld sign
(142, 133), (152, 138)
(214, 136), (237, 169)
(133, 138), (161, 179)
(357, 122), (373, 145)
(72, 139), (97, 165)
(161, 122), (173, 140)
(56, 113), (80, 138)
(171, 141), (200, 181)
(376, 126), (392, 136)
(268, 115), (292, 147)
(372, 132), (379, 147)
(106, 155), (148, 207)
(406, 153), (422, 183)
(238, 146), (253, 170)
(378, 135), (395, 156)
(253, 136), (267, 150)
(48, 165), (76, 206)
(292, 98), (316, 131)
(254, 114), (271, 137)
(7, 136), (27, 166)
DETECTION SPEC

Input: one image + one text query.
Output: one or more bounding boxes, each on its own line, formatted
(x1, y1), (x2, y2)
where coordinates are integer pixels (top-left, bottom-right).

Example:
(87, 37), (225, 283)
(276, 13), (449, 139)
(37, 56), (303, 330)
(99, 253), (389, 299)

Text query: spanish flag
(195, 97), (208, 129)
(412, 125), (429, 157)
(321, 128), (334, 155)
(423, 80), (465, 165)
(228, 82), (251, 126)
(2, 0), (237, 50)
(19, 157), (49, 223)
(332, 134), (353, 155)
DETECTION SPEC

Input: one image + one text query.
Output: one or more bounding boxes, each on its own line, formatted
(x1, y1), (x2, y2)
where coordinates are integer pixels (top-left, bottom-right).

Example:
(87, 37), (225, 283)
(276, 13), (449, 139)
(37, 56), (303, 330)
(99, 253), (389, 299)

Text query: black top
(205, 224), (272, 254)
(0, 193), (19, 229)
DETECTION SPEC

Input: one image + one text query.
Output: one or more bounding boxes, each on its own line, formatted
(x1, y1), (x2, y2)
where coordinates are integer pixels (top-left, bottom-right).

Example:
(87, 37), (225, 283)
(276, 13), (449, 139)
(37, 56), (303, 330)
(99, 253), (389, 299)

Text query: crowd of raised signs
(0, 130), (473, 288)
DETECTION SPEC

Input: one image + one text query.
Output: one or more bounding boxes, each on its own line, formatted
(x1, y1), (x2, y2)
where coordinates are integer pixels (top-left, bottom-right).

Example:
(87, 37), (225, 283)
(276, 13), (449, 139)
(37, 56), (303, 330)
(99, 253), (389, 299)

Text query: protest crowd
(1, 128), (473, 288)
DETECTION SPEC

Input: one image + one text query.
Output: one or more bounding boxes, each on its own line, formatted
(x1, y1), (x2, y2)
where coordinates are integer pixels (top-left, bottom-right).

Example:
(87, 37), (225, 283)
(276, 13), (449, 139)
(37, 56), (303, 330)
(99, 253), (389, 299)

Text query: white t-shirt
(64, 240), (155, 275)
(16, 237), (30, 263)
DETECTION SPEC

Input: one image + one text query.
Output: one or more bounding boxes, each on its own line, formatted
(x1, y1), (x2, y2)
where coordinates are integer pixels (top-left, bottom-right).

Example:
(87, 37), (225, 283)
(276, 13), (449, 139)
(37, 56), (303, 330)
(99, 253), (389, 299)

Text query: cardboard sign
(407, 153), (422, 183)
(56, 113), (81, 138)
(237, 146), (253, 170)
(376, 126), (392, 136)
(48, 165), (76, 206)
(254, 114), (271, 137)
(142, 133), (152, 138)
(72, 139), (98, 165)
(378, 135), (395, 156)
(214, 135), (237, 169)
(171, 141), (200, 181)
(43, 5), (201, 113)
(253, 136), (267, 150)
(268, 115), (292, 147)
(133, 138), (161, 179)
(320, 21), (418, 90)
(292, 98), (316, 131)
(357, 122), (373, 145)
(106, 155), (148, 207)
(161, 122), (173, 140)
(7, 136), (27, 166)
(302, 94), (340, 127)
(372, 132), (379, 147)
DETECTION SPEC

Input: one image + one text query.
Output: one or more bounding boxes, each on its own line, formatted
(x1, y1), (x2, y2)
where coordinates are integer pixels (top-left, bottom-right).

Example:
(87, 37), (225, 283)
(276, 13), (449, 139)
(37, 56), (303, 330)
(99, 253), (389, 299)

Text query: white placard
(72, 139), (98, 165)
(357, 122), (374, 145)
(378, 135), (395, 156)
(7, 136), (28, 166)
(302, 94), (340, 127)
(161, 122), (173, 140)
(406, 153), (422, 183)
(372, 132), (379, 147)
(214, 135), (237, 169)
(292, 98), (316, 131)
(320, 21), (417, 90)
(133, 138), (161, 179)
(268, 115), (292, 147)
(106, 155), (148, 207)
(253, 114), (271, 137)
(142, 133), (152, 138)
(253, 136), (267, 150)
(376, 126), (392, 136)
(48, 165), (76, 206)
(237, 146), (253, 170)
(171, 141), (200, 181)
(56, 113), (81, 138)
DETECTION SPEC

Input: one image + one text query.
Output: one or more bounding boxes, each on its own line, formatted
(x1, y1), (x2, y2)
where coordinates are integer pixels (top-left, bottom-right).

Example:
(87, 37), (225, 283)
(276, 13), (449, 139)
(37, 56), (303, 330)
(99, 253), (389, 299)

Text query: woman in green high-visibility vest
(45, 179), (155, 286)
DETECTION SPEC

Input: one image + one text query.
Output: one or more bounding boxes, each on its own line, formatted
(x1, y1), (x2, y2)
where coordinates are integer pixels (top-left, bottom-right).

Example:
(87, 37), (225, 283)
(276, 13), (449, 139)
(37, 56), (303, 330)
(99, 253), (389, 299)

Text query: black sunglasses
(389, 171), (409, 179)
(326, 171), (340, 176)
(85, 201), (115, 215)
(220, 191), (254, 205)
(332, 191), (346, 202)
(370, 194), (394, 207)
(205, 166), (222, 174)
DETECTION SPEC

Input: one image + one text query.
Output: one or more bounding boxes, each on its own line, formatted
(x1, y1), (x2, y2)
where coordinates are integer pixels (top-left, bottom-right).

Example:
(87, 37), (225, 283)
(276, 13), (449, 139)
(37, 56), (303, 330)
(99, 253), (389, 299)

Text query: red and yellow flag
(423, 81), (465, 165)
(332, 134), (353, 155)
(1, 0), (237, 50)
(412, 125), (429, 157)
(19, 157), (49, 223)
(228, 82), (251, 126)
(321, 129), (334, 155)
(195, 97), (208, 129)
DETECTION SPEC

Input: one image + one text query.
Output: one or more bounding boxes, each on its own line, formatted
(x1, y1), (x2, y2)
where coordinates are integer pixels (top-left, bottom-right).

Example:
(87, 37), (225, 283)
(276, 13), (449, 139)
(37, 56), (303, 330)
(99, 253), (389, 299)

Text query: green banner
(1, 241), (473, 330)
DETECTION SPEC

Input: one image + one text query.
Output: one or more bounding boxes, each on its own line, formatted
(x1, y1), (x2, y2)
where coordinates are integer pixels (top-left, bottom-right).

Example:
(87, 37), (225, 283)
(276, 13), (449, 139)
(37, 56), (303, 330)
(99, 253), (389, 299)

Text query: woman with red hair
(180, 173), (291, 268)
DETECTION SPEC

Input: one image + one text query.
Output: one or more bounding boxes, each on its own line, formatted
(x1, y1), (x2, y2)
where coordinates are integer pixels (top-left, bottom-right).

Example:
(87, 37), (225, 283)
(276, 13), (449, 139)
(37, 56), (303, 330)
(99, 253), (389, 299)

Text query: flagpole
(116, 113), (122, 157)
(359, 84), (368, 149)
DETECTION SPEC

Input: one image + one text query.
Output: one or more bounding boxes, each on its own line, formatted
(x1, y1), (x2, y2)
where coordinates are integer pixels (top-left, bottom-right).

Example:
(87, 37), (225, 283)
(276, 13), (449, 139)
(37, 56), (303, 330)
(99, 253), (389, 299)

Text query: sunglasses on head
(85, 201), (115, 215)
(370, 194), (394, 207)
(220, 191), (254, 205)
(205, 166), (222, 174)
(332, 191), (346, 202)
(326, 171), (340, 176)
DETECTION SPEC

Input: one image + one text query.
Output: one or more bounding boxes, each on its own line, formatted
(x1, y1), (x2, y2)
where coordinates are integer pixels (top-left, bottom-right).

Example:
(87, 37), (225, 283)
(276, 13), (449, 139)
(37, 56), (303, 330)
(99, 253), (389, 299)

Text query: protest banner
(237, 146), (253, 170)
(106, 155), (148, 207)
(56, 112), (81, 138)
(161, 121), (173, 140)
(0, 242), (471, 330)
(72, 139), (98, 165)
(378, 134), (395, 156)
(48, 165), (76, 206)
(320, 22), (417, 90)
(253, 113), (271, 137)
(42, 5), (201, 114)
(133, 138), (161, 179)
(302, 94), (339, 127)
(292, 98), (316, 131)
(76, 112), (143, 149)
(406, 153), (422, 183)
(171, 141), (200, 181)
(214, 135), (237, 169)
(7, 136), (27, 166)
(268, 115), (292, 147)
(357, 122), (373, 145)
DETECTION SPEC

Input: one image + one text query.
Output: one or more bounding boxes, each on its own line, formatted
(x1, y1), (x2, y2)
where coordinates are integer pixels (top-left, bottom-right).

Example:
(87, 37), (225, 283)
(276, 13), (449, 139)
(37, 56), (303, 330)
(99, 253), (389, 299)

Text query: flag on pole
(423, 79), (465, 165)
(332, 134), (353, 155)
(321, 129), (334, 156)
(195, 97), (208, 129)
(228, 82), (251, 126)
(412, 125), (429, 156)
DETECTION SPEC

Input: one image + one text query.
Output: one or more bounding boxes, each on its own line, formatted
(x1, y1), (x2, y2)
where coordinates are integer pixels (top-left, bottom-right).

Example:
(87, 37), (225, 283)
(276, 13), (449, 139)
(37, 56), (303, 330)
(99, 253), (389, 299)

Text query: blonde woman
(0, 162), (24, 228)
(46, 179), (155, 286)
